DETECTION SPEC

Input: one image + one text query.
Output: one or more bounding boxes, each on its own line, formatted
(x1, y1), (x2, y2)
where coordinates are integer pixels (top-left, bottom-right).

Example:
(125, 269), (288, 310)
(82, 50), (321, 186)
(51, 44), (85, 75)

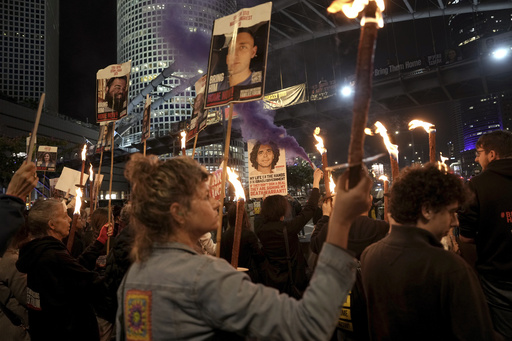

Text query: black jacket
(220, 227), (266, 283)
(16, 236), (100, 341)
(459, 158), (512, 282)
(94, 226), (134, 323)
(255, 188), (319, 294)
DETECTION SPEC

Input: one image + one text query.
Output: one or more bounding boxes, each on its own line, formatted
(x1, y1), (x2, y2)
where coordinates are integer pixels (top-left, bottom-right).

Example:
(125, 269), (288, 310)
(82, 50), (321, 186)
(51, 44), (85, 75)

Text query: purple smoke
(160, 4), (311, 165)
(235, 101), (312, 165)
(161, 6), (211, 70)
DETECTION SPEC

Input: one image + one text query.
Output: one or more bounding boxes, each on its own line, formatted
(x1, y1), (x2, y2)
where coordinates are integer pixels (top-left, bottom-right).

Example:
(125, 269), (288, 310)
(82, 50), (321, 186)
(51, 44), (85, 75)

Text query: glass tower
(116, 0), (236, 147)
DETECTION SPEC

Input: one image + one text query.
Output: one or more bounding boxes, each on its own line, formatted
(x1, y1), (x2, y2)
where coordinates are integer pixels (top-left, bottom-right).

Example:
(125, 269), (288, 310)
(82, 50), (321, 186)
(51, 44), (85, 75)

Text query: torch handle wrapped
(67, 214), (79, 252)
(348, 22), (379, 188)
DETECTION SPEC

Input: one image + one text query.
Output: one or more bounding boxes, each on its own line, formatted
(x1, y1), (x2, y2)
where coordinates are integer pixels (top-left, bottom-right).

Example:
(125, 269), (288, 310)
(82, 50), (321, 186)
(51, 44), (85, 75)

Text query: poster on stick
(187, 75), (208, 141)
(36, 145), (57, 172)
(205, 2), (271, 108)
(96, 61), (131, 123)
(96, 124), (113, 153)
(248, 139), (287, 199)
(55, 167), (90, 195)
(209, 168), (223, 201)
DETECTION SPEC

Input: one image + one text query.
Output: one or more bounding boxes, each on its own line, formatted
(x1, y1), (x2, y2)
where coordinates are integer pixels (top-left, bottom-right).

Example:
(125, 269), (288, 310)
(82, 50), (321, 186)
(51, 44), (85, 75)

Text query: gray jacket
(117, 242), (356, 340)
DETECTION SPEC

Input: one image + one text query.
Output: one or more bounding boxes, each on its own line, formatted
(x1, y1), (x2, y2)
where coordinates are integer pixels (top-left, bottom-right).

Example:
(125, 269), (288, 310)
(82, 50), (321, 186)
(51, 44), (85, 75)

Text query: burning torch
(226, 167), (246, 270)
(313, 127), (330, 196)
(328, 0), (385, 188)
(408, 120), (436, 163)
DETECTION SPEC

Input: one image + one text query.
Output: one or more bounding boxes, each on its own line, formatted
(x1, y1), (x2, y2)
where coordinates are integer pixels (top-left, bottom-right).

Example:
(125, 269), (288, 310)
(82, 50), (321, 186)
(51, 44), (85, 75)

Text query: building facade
(115, 0), (248, 183)
(0, 0), (59, 112)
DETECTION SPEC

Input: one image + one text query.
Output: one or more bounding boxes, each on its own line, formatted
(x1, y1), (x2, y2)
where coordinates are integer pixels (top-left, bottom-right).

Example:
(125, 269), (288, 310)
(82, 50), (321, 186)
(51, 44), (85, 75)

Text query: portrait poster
(96, 60), (131, 123)
(248, 139), (288, 199)
(36, 145), (57, 172)
(96, 123), (113, 153)
(187, 75), (208, 141)
(205, 2), (272, 108)
(141, 94), (151, 143)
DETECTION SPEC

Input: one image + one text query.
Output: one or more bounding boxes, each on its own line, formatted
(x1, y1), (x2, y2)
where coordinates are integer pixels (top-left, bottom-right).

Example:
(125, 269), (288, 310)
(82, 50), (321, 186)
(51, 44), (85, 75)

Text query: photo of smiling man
(248, 139), (288, 199)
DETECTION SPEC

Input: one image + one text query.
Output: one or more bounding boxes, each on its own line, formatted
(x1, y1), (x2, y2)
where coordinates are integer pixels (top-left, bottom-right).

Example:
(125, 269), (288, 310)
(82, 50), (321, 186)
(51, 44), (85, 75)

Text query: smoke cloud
(235, 101), (312, 164)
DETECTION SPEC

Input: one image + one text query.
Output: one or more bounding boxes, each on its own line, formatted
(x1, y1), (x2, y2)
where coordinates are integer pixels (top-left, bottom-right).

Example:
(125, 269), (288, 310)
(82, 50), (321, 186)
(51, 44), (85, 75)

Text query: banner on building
(248, 139), (288, 199)
(36, 146), (58, 172)
(96, 61), (131, 123)
(205, 2), (272, 108)
(310, 79), (337, 102)
(263, 83), (307, 110)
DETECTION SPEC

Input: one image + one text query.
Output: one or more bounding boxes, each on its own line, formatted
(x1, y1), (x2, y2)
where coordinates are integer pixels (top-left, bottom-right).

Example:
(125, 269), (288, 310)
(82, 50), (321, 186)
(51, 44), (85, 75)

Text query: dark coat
(256, 188), (319, 294)
(361, 225), (495, 340)
(94, 225), (134, 323)
(459, 158), (512, 282)
(16, 236), (100, 341)
(220, 228), (266, 283)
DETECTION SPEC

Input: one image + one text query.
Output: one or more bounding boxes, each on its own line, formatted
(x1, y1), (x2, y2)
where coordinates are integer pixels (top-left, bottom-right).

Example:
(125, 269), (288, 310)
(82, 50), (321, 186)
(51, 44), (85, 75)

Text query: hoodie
(459, 158), (512, 282)
(16, 236), (99, 341)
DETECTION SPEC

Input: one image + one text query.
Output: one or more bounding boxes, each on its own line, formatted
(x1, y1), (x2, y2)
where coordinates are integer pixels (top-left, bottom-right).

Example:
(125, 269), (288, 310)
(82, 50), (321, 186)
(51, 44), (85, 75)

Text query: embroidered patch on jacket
(125, 289), (152, 341)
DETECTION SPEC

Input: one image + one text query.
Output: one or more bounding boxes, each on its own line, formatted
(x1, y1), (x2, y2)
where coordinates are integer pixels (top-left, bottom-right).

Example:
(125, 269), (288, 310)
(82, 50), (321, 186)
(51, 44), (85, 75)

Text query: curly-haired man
(360, 163), (497, 340)
(249, 141), (280, 175)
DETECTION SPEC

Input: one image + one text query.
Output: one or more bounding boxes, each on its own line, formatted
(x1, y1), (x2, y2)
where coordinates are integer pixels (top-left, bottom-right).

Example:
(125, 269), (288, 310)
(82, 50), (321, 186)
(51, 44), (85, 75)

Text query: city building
(0, 0), (59, 112)
(115, 0), (247, 173)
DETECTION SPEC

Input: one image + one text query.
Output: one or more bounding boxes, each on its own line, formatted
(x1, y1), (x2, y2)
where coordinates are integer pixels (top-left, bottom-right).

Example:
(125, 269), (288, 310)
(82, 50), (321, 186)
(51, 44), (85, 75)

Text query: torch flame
(73, 188), (82, 215)
(313, 127), (327, 155)
(180, 131), (186, 149)
(437, 161), (449, 173)
(408, 119), (436, 133)
(329, 174), (336, 195)
(440, 152), (449, 164)
(364, 128), (374, 135)
(328, 0), (385, 28)
(379, 175), (388, 182)
(81, 144), (87, 161)
(226, 167), (245, 201)
(374, 121), (399, 160)
(89, 164), (93, 182)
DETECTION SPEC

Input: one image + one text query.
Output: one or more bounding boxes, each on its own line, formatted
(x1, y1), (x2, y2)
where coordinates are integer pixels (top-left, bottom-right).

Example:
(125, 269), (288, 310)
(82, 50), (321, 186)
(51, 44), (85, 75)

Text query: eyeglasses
(475, 149), (486, 157)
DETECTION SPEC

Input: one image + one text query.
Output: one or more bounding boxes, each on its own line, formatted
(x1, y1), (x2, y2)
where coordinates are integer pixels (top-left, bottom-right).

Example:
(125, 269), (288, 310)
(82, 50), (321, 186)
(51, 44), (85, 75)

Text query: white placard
(55, 167), (90, 195)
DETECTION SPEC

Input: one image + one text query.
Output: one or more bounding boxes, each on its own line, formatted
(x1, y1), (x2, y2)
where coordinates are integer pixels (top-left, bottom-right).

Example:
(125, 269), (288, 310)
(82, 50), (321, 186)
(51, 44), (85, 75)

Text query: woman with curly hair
(117, 154), (373, 340)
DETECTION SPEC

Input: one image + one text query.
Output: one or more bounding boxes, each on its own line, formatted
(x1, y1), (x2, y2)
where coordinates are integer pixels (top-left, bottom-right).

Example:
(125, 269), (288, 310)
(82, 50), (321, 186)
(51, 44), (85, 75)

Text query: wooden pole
(143, 140), (146, 157)
(216, 104), (234, 257)
(322, 153), (330, 196)
(67, 213), (79, 252)
(383, 179), (389, 222)
(390, 155), (399, 181)
(429, 129), (436, 163)
(231, 198), (245, 268)
(347, 20), (379, 188)
(192, 134), (199, 160)
(106, 122), (115, 254)
(27, 93), (45, 163)
(94, 142), (105, 211)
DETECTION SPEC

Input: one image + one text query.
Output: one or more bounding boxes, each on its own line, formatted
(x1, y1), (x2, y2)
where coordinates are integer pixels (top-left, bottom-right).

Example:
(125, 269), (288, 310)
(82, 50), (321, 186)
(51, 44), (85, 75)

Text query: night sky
(58, 0), (117, 124)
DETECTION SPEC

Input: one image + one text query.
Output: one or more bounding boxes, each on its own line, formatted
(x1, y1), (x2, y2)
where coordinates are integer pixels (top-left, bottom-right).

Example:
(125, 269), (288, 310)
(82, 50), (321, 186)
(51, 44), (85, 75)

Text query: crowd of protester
(0, 130), (510, 340)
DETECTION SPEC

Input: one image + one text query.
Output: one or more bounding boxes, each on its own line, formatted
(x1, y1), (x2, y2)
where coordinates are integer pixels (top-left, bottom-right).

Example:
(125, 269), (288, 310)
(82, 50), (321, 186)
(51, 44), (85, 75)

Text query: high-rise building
(0, 0), (59, 112)
(115, 0), (248, 181)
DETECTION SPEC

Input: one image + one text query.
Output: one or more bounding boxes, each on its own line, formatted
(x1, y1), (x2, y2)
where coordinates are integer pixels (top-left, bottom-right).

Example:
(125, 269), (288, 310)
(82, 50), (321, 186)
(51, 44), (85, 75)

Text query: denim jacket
(117, 242), (356, 340)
